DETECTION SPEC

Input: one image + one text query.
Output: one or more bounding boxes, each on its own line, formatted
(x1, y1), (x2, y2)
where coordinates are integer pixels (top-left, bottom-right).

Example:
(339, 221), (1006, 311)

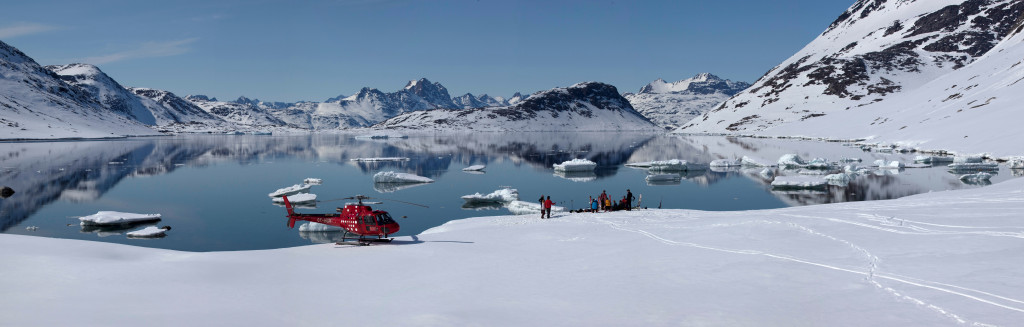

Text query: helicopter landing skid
(336, 238), (393, 246)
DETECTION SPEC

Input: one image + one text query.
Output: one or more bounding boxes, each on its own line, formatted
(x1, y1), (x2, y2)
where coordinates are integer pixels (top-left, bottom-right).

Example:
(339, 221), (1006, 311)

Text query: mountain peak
(638, 73), (747, 95)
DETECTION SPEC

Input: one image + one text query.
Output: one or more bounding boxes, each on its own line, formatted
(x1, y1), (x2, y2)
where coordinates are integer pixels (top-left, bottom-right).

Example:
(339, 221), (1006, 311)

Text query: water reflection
(2, 133), (1020, 250)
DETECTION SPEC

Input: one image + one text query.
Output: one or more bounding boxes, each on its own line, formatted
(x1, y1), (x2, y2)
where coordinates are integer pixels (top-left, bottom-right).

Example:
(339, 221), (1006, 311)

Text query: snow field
(4, 177), (1024, 325)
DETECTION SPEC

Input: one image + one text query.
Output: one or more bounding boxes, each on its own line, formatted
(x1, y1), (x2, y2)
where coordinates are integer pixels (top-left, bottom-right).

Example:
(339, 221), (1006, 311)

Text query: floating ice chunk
(304, 178), (322, 185)
(1008, 158), (1024, 169)
(373, 171), (434, 183)
(710, 159), (742, 167)
(948, 163), (999, 171)
(274, 193), (317, 203)
(79, 211), (162, 226)
(770, 176), (827, 190)
(351, 157), (410, 162)
(914, 155), (953, 163)
(126, 226), (170, 238)
(837, 157), (862, 163)
(759, 168), (775, 179)
(804, 158), (831, 169)
(648, 159), (705, 171)
(959, 172), (993, 182)
(354, 133), (408, 139)
(777, 154), (806, 168)
(269, 184), (313, 197)
(462, 165), (486, 171)
(298, 222), (344, 232)
(624, 162), (653, 168)
(25, 226), (39, 231)
(873, 160), (904, 169)
(553, 158), (597, 172)
(461, 188), (519, 204)
(506, 200), (564, 215)
(740, 156), (774, 167)
(953, 155), (984, 164)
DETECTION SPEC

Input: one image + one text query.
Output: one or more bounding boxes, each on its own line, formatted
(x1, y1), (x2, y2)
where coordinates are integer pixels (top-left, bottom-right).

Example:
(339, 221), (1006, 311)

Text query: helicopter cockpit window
(378, 213), (395, 224)
(362, 215), (375, 225)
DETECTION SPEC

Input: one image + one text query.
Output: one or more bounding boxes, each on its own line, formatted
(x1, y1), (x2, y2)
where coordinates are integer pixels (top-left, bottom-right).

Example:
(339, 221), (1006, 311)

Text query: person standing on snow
(543, 196), (553, 219)
(626, 189), (634, 211)
(591, 198), (599, 213)
(538, 195), (545, 219)
(598, 190), (609, 211)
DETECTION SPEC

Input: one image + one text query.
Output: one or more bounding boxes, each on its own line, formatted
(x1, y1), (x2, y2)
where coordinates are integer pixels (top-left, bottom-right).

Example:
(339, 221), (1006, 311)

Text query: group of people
(538, 189), (636, 219)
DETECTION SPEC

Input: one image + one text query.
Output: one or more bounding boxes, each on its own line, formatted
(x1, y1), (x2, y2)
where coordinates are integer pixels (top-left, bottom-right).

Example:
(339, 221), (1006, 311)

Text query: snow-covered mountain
(46, 63), (157, 125)
(0, 40), (158, 139)
(185, 95), (288, 127)
(507, 92), (526, 105)
(127, 88), (228, 128)
(624, 73), (749, 130)
(452, 93), (508, 109)
(373, 82), (659, 132)
(680, 0), (1024, 156)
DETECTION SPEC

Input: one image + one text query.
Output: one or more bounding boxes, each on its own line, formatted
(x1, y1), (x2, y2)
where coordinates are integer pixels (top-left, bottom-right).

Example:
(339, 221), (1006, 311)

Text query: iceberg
(303, 178), (322, 185)
(648, 159), (705, 172)
(777, 154), (806, 168)
(948, 163), (999, 171)
(461, 188), (519, 204)
(914, 155), (954, 164)
(1007, 158), (1024, 169)
(126, 226), (170, 238)
(770, 176), (827, 190)
(953, 155), (984, 164)
(824, 173), (853, 186)
(462, 165), (486, 172)
(373, 171), (434, 183)
(873, 160), (904, 169)
(759, 168), (775, 179)
(645, 173), (681, 184)
(553, 158), (597, 172)
(273, 193), (317, 204)
(268, 184), (313, 198)
(709, 159), (742, 167)
(740, 156), (774, 167)
(959, 172), (993, 183)
(79, 211), (162, 226)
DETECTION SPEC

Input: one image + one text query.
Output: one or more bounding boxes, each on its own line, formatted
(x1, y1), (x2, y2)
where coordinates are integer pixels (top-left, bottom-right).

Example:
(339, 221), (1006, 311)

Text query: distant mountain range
(374, 82), (659, 132)
(624, 73), (749, 130)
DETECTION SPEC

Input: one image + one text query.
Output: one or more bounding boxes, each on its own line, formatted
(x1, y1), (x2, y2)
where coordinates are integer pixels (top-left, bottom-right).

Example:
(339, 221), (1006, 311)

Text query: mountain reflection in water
(1, 133), (1017, 251)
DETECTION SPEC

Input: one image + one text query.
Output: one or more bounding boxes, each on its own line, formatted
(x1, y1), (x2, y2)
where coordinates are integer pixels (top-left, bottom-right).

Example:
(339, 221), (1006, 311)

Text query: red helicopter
(281, 194), (425, 245)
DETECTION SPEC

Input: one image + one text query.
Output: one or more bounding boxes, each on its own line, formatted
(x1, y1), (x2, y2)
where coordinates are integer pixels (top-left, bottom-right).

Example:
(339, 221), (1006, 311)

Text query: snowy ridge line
(592, 213), (1024, 319)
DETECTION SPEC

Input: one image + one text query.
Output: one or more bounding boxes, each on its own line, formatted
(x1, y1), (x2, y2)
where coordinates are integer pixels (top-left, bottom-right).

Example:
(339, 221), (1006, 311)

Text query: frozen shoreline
(3, 177), (1024, 325)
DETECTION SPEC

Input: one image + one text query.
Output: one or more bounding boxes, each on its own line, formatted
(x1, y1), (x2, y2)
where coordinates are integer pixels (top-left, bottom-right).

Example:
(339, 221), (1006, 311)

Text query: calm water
(2, 133), (1018, 251)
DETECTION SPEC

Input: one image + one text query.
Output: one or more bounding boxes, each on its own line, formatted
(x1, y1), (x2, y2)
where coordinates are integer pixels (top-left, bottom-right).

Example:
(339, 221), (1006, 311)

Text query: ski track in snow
(586, 210), (1024, 325)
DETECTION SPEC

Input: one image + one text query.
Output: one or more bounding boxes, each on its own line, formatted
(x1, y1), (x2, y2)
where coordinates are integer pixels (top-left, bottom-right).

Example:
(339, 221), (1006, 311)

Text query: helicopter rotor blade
(366, 196), (429, 208)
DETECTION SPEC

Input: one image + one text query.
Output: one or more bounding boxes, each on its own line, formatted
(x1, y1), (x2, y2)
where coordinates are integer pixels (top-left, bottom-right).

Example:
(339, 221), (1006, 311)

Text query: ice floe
(79, 211), (162, 226)
(350, 157), (410, 162)
(268, 184), (313, 198)
(126, 226), (170, 238)
(948, 162), (999, 171)
(553, 158), (597, 172)
(461, 188), (519, 204)
(770, 176), (827, 190)
(372, 171), (434, 183)
(959, 172), (993, 183)
(303, 178), (322, 185)
(462, 165), (486, 172)
(710, 159), (742, 167)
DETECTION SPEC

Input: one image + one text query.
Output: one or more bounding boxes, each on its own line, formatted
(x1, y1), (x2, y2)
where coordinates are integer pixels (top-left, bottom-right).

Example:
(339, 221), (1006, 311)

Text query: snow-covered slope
(127, 88), (229, 128)
(681, 0), (1024, 155)
(625, 73), (749, 130)
(0, 40), (158, 140)
(4, 176), (1024, 325)
(46, 63), (157, 125)
(374, 82), (659, 132)
(452, 93), (509, 109)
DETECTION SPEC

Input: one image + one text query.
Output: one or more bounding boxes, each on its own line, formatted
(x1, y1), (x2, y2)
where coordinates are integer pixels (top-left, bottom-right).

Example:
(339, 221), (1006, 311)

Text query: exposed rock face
(128, 88), (226, 126)
(452, 93), (508, 109)
(47, 63), (157, 125)
(625, 73), (749, 130)
(374, 82), (659, 132)
(682, 0), (1024, 134)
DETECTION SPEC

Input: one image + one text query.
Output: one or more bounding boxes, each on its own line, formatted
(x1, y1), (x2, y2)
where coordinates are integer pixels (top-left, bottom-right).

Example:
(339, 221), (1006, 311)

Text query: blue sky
(1, 0), (854, 102)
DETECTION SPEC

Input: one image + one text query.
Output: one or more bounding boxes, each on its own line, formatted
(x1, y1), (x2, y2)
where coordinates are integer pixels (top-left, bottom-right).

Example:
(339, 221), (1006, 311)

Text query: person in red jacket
(543, 196), (553, 219)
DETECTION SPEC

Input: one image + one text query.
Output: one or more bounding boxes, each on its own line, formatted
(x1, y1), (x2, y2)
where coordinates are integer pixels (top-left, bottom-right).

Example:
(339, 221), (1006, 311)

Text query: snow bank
(79, 211), (161, 226)
(273, 193), (317, 203)
(372, 171), (434, 184)
(553, 158), (597, 172)
(461, 188), (519, 204)
(770, 176), (827, 189)
(268, 184), (312, 197)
